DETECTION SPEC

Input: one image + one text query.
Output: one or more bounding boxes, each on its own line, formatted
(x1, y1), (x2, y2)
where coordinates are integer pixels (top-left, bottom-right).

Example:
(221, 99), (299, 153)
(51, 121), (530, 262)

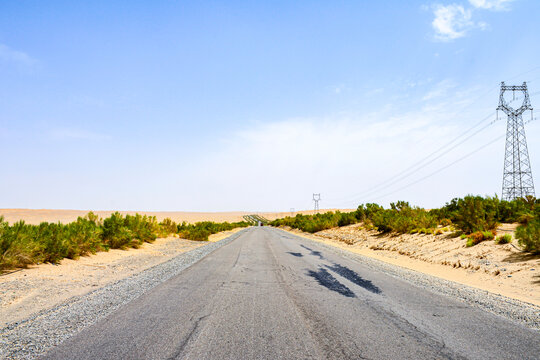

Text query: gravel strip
(0, 229), (248, 360)
(277, 229), (540, 331)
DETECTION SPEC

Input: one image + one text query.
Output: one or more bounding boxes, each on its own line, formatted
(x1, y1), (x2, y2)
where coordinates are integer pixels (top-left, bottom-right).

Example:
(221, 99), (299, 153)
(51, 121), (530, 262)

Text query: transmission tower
(312, 193), (321, 213)
(497, 81), (535, 201)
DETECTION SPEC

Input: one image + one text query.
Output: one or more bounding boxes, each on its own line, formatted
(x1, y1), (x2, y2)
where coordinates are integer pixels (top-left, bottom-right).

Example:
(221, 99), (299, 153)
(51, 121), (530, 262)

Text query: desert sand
(280, 224), (540, 307)
(0, 208), (354, 225)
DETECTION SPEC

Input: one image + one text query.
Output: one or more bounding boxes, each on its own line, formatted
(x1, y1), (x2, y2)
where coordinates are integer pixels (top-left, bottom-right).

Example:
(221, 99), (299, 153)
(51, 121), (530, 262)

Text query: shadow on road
(307, 268), (356, 298)
(300, 244), (325, 260)
(287, 252), (303, 257)
(326, 263), (381, 294)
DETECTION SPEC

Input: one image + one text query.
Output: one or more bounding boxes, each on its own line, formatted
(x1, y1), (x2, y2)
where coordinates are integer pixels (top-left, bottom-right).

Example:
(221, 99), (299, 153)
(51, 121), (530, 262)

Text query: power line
(360, 134), (505, 204)
(348, 113), (497, 203)
(328, 111), (496, 205)
(329, 86), (538, 207)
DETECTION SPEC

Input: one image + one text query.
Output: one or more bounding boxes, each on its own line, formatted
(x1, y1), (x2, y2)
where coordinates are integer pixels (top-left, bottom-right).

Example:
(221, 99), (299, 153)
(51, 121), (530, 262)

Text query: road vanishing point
(42, 227), (539, 360)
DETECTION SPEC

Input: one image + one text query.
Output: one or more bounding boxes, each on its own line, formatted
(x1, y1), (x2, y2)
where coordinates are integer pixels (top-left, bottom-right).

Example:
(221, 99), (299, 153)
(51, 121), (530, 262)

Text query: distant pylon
(497, 81), (535, 200)
(312, 194), (321, 213)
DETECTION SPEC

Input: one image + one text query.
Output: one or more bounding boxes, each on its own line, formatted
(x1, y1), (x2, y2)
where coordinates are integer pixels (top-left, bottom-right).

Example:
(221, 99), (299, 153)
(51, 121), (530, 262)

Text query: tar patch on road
(300, 245), (325, 260)
(307, 268), (356, 298)
(326, 263), (381, 295)
(287, 252), (303, 257)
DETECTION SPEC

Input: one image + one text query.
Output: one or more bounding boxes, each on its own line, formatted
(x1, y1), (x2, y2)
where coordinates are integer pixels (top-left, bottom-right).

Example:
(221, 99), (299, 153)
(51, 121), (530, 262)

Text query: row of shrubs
(269, 195), (540, 253)
(0, 213), (249, 271)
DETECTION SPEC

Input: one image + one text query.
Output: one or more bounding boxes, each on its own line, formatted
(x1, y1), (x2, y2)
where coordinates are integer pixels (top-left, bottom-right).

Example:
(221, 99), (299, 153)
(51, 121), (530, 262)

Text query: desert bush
(0, 213), (249, 271)
(177, 221), (249, 241)
(440, 218), (452, 227)
(515, 219), (540, 253)
(466, 232), (485, 247)
(445, 196), (499, 233)
(269, 211), (358, 233)
(0, 219), (38, 270)
(102, 212), (134, 249)
(125, 214), (158, 244)
(496, 234), (512, 244)
(337, 212), (357, 227)
(159, 218), (178, 237)
(370, 202), (437, 234)
(63, 215), (103, 258)
(465, 230), (494, 247)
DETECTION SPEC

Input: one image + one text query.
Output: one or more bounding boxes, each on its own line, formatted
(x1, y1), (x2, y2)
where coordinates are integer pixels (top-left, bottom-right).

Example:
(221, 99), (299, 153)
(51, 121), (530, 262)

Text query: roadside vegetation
(0, 213), (249, 271)
(270, 195), (540, 253)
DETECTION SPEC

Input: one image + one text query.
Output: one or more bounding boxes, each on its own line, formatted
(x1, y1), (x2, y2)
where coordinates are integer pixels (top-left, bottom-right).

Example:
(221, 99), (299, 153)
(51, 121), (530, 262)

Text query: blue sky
(1, 0), (539, 211)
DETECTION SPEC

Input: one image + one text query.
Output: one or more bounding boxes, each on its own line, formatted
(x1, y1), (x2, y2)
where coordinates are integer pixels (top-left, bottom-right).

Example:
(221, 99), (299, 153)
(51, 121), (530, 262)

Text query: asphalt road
(42, 227), (539, 360)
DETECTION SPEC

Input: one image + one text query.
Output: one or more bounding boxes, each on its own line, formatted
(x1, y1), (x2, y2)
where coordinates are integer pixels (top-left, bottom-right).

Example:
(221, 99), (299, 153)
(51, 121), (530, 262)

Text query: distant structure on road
(312, 193), (321, 213)
(497, 82), (536, 200)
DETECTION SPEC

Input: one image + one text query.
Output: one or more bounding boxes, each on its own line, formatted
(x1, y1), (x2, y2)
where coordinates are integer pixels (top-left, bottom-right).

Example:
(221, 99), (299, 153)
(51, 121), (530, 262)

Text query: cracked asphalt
(41, 227), (539, 359)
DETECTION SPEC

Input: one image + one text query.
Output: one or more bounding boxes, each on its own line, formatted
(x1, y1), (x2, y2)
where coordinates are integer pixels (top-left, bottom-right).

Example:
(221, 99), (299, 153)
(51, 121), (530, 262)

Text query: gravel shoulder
(0, 229), (248, 360)
(0, 228), (244, 328)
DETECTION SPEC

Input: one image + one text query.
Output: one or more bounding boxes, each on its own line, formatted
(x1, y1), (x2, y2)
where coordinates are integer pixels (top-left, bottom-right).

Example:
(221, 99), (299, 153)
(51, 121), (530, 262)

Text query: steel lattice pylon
(497, 81), (535, 201)
(312, 193), (320, 213)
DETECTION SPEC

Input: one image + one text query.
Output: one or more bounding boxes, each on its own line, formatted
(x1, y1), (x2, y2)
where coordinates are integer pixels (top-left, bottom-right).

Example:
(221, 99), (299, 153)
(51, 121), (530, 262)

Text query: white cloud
(432, 4), (475, 41)
(430, 0), (512, 41)
(0, 44), (37, 66)
(422, 79), (457, 101)
(181, 88), (504, 211)
(469, 0), (514, 11)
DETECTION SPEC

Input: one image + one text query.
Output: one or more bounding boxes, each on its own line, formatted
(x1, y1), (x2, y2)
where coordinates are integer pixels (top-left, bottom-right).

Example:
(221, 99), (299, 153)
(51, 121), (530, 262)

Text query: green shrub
(466, 232), (484, 247)
(182, 227), (212, 241)
(124, 214), (158, 244)
(159, 218), (178, 237)
(440, 218), (452, 227)
(481, 231), (495, 240)
(102, 212), (134, 249)
(0, 213), (248, 271)
(447, 196), (499, 233)
(370, 202), (437, 234)
(496, 234), (512, 244)
(515, 219), (540, 253)
(465, 230), (494, 247)
(177, 220), (249, 241)
(64, 215), (103, 257)
(269, 211), (357, 233)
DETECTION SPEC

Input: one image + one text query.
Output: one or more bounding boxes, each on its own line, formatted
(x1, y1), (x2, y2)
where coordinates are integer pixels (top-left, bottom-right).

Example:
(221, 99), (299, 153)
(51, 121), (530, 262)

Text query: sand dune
(0, 208), (354, 225)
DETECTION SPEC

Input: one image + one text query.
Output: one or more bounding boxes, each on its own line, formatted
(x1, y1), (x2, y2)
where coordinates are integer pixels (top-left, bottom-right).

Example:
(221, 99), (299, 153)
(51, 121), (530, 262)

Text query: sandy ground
(279, 224), (540, 307)
(0, 228), (244, 328)
(0, 208), (354, 225)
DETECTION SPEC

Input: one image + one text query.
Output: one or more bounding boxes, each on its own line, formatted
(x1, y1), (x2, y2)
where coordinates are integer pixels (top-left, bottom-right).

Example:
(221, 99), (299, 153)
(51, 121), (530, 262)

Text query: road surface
(42, 227), (539, 359)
